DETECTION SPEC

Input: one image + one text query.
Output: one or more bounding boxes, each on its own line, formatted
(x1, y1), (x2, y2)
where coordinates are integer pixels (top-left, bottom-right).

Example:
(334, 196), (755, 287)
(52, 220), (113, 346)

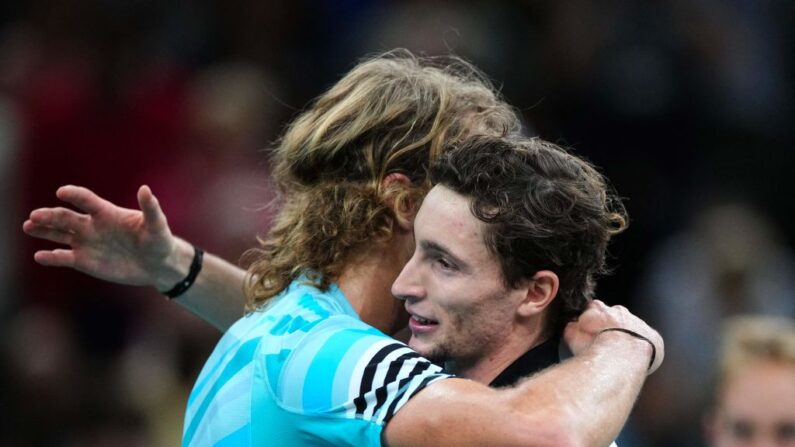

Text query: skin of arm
(362, 172), (659, 445)
(23, 184), (247, 331)
(385, 329), (653, 447)
(156, 236), (246, 331)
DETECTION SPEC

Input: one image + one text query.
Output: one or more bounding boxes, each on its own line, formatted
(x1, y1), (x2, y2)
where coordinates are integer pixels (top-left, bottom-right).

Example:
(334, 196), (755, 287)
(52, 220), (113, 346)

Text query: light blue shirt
(182, 278), (451, 446)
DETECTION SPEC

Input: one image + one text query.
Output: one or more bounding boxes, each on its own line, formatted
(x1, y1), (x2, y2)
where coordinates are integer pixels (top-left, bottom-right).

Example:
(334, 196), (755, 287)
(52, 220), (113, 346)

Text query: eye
(435, 257), (456, 271)
(775, 422), (795, 442)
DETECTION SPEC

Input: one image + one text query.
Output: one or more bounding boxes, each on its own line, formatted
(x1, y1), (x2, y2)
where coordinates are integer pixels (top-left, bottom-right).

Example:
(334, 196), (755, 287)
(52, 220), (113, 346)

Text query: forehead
(720, 361), (795, 418)
(415, 185), (492, 260)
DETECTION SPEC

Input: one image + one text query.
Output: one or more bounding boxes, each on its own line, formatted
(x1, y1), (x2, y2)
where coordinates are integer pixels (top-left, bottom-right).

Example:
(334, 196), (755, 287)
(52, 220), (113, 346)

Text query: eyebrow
(419, 240), (471, 273)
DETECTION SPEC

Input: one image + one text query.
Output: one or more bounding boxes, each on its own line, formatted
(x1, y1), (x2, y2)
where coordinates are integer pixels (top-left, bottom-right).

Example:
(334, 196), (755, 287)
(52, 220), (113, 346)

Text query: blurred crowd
(1, 1), (793, 446)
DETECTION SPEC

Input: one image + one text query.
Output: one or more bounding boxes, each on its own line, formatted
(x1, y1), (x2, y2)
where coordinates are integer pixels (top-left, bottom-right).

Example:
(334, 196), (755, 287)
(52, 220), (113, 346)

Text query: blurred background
(3, 0), (793, 446)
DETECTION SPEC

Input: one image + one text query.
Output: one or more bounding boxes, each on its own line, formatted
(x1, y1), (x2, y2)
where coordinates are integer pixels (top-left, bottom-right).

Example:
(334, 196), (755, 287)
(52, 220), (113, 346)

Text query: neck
(447, 319), (548, 384)
(337, 233), (413, 335)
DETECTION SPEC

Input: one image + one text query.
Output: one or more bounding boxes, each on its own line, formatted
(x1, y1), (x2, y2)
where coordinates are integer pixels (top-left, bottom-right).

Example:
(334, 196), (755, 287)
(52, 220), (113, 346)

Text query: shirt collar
(489, 334), (562, 388)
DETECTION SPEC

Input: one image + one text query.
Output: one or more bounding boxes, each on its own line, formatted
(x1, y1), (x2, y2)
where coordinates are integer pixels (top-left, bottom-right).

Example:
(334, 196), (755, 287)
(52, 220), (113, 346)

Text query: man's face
(391, 185), (526, 367)
(708, 361), (795, 447)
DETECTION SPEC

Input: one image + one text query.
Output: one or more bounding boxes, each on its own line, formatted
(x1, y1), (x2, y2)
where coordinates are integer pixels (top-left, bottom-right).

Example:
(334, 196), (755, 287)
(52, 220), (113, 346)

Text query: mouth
(408, 313), (439, 334)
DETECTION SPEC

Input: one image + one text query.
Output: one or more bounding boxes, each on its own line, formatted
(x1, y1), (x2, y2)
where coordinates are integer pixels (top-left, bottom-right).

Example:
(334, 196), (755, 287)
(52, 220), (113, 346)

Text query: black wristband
(597, 327), (656, 371)
(163, 245), (204, 299)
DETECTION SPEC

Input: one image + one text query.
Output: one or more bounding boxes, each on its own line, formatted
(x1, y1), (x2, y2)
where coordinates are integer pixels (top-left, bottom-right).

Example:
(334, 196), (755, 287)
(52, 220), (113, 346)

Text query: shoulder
(273, 317), (452, 424)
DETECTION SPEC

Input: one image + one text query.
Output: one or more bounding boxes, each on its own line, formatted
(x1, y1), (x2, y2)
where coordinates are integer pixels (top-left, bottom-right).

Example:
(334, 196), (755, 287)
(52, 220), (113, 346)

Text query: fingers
(590, 299), (608, 310)
(27, 207), (88, 232)
(23, 219), (75, 245)
(575, 300), (632, 335)
(33, 249), (77, 267)
(56, 185), (110, 215)
(137, 185), (168, 230)
(567, 300), (664, 372)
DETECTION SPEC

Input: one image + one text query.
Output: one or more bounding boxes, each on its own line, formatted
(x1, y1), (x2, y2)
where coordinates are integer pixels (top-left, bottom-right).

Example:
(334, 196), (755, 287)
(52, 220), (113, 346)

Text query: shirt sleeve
(273, 315), (453, 426)
(347, 337), (452, 424)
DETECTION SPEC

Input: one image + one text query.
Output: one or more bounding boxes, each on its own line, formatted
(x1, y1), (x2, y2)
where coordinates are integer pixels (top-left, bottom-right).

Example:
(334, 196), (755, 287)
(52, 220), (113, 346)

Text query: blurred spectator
(704, 316), (795, 447)
(12, 1), (193, 310)
(143, 62), (279, 263)
(5, 3), (208, 445)
(636, 201), (795, 446)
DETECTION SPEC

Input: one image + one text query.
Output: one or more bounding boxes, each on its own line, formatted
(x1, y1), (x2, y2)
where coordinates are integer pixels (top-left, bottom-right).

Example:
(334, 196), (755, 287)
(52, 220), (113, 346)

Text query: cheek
(431, 296), (479, 346)
(428, 275), (514, 338)
(442, 292), (510, 340)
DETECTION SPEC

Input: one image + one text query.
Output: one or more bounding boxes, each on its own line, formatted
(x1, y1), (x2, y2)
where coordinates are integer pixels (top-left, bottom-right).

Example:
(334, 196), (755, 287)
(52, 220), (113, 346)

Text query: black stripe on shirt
(353, 343), (407, 415)
(370, 351), (423, 417)
(382, 372), (440, 424)
(380, 360), (434, 422)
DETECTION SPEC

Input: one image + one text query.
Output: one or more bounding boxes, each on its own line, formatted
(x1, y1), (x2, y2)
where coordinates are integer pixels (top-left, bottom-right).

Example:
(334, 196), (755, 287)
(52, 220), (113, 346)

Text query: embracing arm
(22, 185), (247, 331)
(385, 300), (663, 447)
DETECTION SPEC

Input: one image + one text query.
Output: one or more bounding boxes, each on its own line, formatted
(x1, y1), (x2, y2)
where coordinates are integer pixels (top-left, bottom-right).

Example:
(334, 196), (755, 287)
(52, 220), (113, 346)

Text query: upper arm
(383, 379), (576, 447)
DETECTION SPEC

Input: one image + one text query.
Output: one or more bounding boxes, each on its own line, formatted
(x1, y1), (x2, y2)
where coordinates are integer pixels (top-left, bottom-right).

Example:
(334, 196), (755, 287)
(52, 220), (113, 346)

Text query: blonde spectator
(705, 316), (795, 447)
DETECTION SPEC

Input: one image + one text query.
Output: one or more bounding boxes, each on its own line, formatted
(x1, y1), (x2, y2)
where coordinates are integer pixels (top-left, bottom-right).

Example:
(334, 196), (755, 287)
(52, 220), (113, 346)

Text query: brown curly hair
(429, 135), (628, 335)
(243, 50), (520, 310)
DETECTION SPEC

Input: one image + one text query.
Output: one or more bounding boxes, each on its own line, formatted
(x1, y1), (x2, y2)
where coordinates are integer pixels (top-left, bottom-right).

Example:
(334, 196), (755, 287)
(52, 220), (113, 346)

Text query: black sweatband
(163, 245), (204, 299)
(597, 327), (656, 371)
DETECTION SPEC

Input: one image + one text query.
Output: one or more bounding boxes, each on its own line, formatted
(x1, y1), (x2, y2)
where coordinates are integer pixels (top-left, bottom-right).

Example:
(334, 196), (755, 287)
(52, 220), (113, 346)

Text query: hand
(22, 184), (186, 290)
(564, 299), (664, 374)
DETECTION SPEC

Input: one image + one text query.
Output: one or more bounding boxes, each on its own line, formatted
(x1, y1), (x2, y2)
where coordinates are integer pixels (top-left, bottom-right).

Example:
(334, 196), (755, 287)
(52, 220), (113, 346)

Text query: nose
(391, 251), (424, 302)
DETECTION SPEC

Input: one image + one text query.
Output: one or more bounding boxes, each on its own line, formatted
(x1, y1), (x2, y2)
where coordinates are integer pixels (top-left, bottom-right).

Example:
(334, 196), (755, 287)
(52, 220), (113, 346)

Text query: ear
(516, 270), (559, 318)
(381, 173), (416, 231)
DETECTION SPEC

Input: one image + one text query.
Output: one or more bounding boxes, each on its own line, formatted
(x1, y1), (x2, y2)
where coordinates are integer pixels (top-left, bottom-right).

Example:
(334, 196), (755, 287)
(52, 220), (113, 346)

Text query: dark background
(2, 1), (793, 446)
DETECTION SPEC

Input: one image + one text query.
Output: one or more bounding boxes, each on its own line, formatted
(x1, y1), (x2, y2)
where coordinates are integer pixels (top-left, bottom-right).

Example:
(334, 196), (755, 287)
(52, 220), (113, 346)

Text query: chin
(408, 338), (427, 355)
(409, 339), (445, 364)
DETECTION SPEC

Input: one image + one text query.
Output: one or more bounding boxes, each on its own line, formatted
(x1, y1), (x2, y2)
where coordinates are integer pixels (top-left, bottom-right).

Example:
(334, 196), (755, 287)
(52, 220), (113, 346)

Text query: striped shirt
(182, 278), (452, 446)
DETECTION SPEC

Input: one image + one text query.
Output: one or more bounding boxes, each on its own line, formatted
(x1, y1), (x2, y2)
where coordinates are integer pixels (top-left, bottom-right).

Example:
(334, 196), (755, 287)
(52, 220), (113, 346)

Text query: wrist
(154, 237), (194, 292)
(595, 328), (656, 373)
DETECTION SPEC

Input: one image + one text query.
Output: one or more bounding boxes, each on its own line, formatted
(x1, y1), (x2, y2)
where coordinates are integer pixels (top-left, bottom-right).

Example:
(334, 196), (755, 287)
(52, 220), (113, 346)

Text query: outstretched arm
(385, 300), (664, 447)
(22, 185), (246, 331)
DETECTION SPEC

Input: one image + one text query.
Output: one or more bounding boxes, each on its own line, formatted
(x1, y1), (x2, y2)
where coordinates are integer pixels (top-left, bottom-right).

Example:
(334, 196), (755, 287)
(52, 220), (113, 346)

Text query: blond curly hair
(244, 50), (519, 310)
